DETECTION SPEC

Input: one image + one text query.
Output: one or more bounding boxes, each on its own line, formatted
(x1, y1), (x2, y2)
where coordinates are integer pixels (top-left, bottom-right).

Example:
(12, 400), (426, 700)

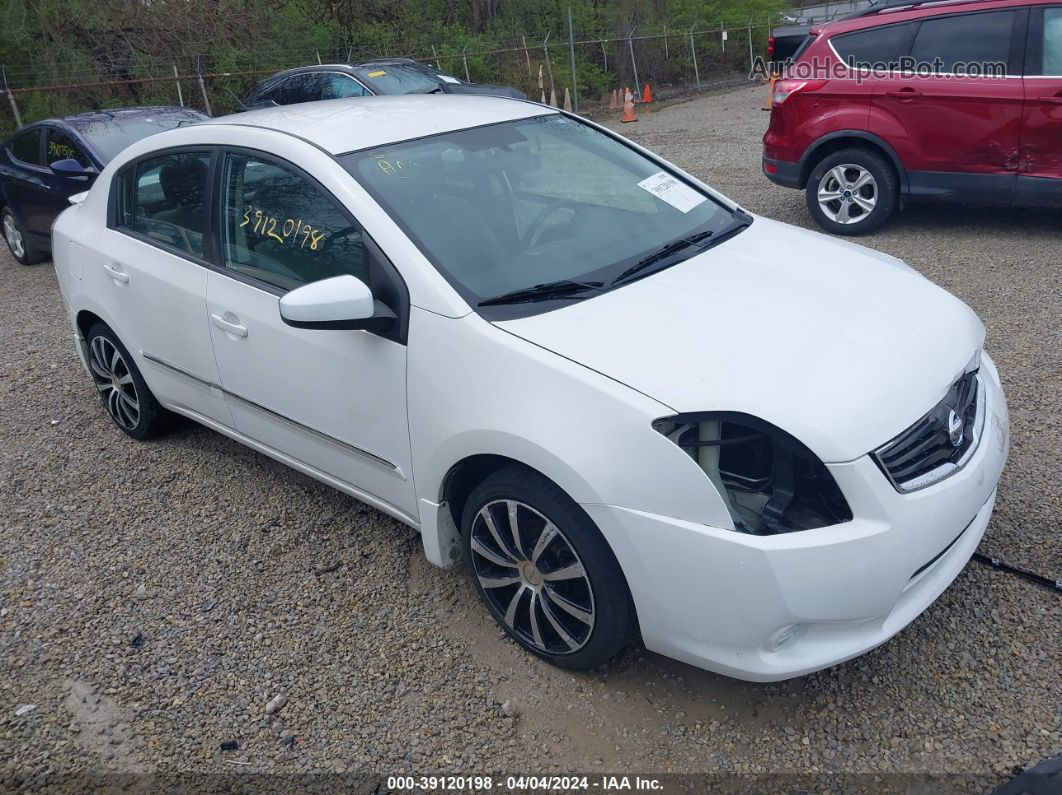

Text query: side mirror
(50, 159), (91, 180)
(279, 274), (396, 332)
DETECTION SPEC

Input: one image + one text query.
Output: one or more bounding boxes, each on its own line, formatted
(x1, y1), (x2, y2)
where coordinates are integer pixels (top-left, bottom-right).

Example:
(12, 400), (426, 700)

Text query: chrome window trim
(874, 375), (986, 494)
(141, 352), (402, 476)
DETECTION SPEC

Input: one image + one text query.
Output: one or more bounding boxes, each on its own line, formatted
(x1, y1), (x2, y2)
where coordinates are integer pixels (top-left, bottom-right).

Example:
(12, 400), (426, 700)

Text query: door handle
(886, 89), (922, 100)
(1039, 96), (1062, 105)
(211, 312), (248, 338)
(102, 262), (129, 284)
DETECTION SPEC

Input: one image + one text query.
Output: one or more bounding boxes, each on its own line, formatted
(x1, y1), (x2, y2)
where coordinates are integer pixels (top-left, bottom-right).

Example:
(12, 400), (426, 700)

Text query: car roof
(60, 106), (206, 130)
(816, 0), (1036, 35)
(260, 60), (435, 81)
(205, 94), (553, 155)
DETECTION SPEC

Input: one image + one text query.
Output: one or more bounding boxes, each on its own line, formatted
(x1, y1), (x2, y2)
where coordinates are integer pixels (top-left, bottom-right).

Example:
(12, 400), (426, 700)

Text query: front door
(205, 149), (416, 520)
(1018, 6), (1062, 204)
(870, 9), (1025, 202)
(3, 128), (52, 243)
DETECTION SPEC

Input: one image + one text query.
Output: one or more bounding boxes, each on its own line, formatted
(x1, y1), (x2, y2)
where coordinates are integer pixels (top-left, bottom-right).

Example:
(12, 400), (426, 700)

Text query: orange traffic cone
(609, 89), (619, 110)
(641, 83), (653, 103)
(621, 88), (637, 123)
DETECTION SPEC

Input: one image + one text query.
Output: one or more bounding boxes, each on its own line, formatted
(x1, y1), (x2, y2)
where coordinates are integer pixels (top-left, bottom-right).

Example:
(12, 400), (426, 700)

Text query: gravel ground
(1, 85), (1059, 789)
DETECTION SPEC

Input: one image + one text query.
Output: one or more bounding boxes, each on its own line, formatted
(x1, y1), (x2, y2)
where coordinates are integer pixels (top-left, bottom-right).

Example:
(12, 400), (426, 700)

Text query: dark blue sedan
(1, 106), (208, 265)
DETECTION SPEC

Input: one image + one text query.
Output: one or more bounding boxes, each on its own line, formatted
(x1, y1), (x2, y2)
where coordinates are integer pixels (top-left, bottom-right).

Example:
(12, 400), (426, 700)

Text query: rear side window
(10, 130), (41, 165)
(220, 153), (366, 291)
(116, 151), (212, 258)
(1044, 8), (1062, 76)
(45, 129), (92, 169)
(909, 11), (1015, 75)
(832, 22), (915, 69)
(279, 73), (321, 105)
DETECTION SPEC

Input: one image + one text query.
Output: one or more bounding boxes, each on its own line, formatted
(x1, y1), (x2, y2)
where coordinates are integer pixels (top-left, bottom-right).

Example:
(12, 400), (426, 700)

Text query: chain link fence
(0, 19), (777, 134)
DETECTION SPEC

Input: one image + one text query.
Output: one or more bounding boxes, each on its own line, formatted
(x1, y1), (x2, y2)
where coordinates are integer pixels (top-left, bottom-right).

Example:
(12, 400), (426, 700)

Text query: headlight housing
(653, 412), (852, 534)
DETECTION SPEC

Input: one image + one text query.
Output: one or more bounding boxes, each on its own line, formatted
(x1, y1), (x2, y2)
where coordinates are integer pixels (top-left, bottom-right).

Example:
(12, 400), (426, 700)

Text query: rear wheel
(2, 207), (44, 265)
(85, 323), (172, 439)
(461, 466), (633, 670)
(805, 148), (898, 236)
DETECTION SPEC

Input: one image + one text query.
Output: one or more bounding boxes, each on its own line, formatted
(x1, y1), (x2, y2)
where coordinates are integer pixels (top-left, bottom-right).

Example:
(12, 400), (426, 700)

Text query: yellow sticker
(367, 70), (386, 77)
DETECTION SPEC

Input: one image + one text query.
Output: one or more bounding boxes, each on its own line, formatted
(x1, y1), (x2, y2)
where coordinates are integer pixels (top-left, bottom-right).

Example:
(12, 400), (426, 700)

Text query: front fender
(407, 308), (734, 567)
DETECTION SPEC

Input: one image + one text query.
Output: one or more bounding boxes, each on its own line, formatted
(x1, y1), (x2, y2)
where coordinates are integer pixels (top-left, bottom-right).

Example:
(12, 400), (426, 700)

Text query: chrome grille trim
(873, 373), (986, 494)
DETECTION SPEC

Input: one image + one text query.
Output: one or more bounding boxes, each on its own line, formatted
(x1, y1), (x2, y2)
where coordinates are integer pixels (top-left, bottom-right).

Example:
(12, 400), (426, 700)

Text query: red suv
(763, 0), (1062, 234)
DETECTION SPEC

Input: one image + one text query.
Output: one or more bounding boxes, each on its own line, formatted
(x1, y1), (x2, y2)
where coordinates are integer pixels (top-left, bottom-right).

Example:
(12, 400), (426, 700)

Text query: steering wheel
(520, 199), (578, 249)
(313, 226), (360, 256)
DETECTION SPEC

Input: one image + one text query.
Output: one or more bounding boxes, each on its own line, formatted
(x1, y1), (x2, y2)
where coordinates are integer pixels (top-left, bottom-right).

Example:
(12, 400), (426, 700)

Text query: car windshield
(71, 111), (207, 163)
(353, 64), (455, 94)
(341, 114), (737, 313)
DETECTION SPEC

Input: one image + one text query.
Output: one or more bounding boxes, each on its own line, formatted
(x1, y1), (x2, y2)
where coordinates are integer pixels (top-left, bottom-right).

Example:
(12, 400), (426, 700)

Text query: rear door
(1018, 5), (1062, 204)
(869, 9), (1026, 203)
(101, 148), (233, 427)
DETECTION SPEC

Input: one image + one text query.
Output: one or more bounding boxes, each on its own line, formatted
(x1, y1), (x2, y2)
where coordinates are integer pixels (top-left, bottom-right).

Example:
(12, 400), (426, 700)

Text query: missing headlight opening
(654, 413), (853, 534)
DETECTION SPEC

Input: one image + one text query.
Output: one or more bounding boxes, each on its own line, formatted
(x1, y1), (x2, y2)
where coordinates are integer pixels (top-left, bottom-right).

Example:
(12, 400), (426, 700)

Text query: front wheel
(461, 466), (634, 670)
(805, 148), (898, 236)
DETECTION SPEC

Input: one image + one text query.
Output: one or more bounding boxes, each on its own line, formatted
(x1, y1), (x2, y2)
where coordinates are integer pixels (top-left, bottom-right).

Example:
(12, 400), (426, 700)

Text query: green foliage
(0, 0), (785, 136)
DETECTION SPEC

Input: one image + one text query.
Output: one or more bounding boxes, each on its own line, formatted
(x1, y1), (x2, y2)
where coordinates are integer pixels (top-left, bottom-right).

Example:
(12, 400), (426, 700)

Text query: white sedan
(51, 95), (1009, 681)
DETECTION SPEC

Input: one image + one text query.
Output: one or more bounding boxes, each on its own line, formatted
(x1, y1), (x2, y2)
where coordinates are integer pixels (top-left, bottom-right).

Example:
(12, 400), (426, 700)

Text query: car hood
(495, 217), (985, 463)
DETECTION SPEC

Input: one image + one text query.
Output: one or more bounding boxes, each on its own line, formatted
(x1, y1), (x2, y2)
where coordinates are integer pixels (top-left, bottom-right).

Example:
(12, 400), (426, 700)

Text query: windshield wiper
(478, 280), (604, 307)
(608, 210), (754, 288)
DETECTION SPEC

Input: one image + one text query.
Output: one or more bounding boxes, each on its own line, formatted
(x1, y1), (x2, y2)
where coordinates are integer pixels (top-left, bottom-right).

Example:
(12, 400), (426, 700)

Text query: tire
(461, 465), (634, 670)
(2, 207), (45, 265)
(805, 148), (898, 236)
(85, 323), (172, 440)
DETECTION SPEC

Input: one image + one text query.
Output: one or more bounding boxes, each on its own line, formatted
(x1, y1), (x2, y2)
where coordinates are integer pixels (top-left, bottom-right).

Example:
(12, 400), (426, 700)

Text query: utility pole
(567, 3), (579, 113)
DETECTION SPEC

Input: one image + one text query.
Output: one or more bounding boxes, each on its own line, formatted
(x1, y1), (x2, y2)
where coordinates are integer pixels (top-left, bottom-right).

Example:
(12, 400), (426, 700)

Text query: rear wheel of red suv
(805, 148), (897, 236)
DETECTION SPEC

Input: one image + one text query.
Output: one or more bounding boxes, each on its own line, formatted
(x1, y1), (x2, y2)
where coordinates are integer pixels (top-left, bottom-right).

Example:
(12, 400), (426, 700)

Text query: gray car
(238, 58), (526, 111)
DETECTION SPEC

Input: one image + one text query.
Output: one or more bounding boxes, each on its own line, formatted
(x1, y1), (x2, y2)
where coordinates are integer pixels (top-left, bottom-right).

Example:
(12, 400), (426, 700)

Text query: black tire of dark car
(461, 465), (634, 670)
(86, 323), (173, 440)
(1, 207), (45, 265)
(805, 148), (898, 236)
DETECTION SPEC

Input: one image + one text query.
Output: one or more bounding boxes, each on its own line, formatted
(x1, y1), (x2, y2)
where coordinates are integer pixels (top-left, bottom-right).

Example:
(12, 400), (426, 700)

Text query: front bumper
(583, 359), (1009, 682)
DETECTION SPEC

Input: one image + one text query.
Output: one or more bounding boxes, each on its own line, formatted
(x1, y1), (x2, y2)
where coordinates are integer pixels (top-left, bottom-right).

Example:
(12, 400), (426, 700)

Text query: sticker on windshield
(367, 70), (386, 77)
(637, 172), (706, 213)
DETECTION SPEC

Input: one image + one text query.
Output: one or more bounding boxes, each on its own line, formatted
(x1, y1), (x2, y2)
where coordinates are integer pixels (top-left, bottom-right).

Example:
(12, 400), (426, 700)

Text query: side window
(116, 151), (212, 257)
(45, 129), (92, 169)
(322, 73), (370, 99)
(10, 129), (42, 165)
(221, 153), (365, 291)
(832, 23), (915, 69)
(1045, 9), (1062, 76)
(909, 11), (1015, 75)
(279, 73), (321, 105)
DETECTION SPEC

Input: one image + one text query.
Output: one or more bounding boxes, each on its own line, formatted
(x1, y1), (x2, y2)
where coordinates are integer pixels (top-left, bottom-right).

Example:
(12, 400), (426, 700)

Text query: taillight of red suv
(772, 79), (828, 106)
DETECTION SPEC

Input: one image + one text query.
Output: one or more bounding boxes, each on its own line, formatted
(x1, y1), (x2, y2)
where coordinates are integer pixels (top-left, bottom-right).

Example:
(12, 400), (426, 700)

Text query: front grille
(873, 370), (985, 493)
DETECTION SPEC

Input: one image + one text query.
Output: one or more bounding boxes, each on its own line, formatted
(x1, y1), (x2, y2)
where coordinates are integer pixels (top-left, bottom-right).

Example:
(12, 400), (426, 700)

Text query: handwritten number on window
(240, 205), (327, 251)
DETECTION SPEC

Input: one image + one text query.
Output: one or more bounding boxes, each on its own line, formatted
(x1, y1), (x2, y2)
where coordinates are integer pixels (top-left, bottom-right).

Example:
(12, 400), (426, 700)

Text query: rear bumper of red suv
(762, 156), (801, 189)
